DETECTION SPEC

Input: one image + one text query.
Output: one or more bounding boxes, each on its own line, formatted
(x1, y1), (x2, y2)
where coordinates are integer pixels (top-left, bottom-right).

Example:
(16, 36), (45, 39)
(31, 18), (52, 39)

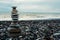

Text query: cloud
(17, 4), (60, 12)
(0, 0), (60, 12)
(12, 0), (60, 12)
(13, 0), (44, 3)
(17, 5), (52, 12)
(13, 0), (60, 3)
(0, 0), (12, 3)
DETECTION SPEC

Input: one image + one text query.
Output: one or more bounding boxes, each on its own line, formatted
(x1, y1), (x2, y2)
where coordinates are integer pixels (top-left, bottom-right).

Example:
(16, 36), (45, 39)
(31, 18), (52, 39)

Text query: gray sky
(0, 0), (60, 13)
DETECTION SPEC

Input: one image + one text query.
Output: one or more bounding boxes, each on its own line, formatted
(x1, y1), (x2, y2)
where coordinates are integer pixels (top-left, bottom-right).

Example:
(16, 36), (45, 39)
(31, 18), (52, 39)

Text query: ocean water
(0, 12), (60, 20)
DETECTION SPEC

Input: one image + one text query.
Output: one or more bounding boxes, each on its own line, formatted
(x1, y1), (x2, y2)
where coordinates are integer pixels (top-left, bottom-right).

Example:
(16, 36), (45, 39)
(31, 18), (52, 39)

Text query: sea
(0, 12), (60, 20)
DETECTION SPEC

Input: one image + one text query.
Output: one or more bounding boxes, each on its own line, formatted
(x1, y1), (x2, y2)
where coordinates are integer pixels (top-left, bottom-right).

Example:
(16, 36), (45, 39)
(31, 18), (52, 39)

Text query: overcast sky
(0, 0), (60, 13)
